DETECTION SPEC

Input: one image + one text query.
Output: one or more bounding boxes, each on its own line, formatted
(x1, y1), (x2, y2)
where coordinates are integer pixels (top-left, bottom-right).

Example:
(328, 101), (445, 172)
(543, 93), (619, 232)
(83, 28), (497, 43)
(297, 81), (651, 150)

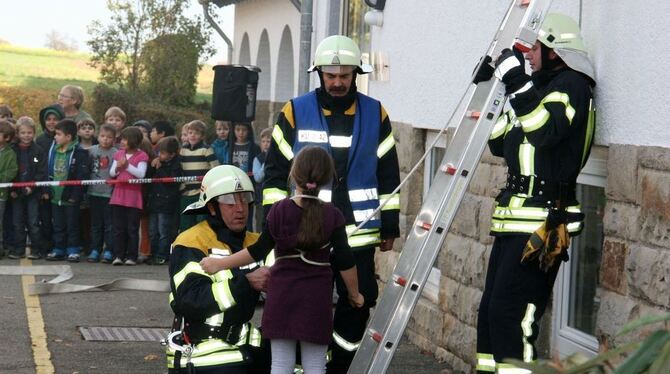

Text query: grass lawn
(0, 44), (214, 106)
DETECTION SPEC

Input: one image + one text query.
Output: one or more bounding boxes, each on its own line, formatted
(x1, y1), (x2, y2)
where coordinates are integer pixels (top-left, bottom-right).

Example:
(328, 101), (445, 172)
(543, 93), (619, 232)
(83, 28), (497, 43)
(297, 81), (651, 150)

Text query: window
(343, 0), (371, 94)
(552, 147), (607, 357)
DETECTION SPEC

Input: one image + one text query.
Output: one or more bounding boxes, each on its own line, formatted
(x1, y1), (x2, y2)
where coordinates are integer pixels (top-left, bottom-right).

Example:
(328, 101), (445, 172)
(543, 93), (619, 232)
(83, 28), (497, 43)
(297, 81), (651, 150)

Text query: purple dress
(257, 199), (346, 345)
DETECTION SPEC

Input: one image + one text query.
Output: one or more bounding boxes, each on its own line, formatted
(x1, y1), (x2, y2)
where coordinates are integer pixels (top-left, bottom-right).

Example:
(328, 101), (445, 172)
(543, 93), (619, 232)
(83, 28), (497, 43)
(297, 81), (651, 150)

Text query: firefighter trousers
(327, 247), (378, 374)
(476, 235), (561, 373)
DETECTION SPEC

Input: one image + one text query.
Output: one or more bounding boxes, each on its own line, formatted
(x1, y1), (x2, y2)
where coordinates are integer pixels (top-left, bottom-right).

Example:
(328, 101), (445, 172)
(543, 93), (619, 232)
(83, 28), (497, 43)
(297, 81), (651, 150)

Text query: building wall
(366, 1), (670, 372)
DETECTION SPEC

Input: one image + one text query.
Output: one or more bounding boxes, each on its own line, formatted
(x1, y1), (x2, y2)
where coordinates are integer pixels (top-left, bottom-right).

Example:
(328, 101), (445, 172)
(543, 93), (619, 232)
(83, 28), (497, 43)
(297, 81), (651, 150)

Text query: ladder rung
(520, 0), (531, 6)
(394, 275), (408, 287)
(415, 220), (432, 231)
(441, 163), (457, 175)
(370, 330), (383, 343)
(466, 110), (481, 119)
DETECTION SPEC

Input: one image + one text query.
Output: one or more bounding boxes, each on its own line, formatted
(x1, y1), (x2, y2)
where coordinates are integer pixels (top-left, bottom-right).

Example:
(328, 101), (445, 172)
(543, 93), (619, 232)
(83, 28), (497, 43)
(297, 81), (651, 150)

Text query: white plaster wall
(234, 0), (301, 101)
(581, 1), (670, 147)
(369, 0), (670, 147)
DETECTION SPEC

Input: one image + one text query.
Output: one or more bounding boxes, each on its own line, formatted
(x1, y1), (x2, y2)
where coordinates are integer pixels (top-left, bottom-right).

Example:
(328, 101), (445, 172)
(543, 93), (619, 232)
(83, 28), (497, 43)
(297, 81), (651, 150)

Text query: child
(109, 127), (149, 265)
(36, 104), (65, 253)
(9, 117), (46, 259)
(200, 146), (364, 374)
(57, 85), (92, 123)
(179, 120), (219, 231)
(147, 137), (181, 265)
(252, 127), (272, 230)
(0, 120), (18, 258)
(87, 124), (118, 263)
(104, 106), (127, 146)
(150, 120), (175, 152)
(77, 118), (97, 150)
(211, 120), (230, 165)
(132, 120), (152, 142)
(0, 105), (13, 120)
(45, 119), (90, 262)
(178, 122), (190, 146)
(36, 104), (64, 163)
(228, 122), (260, 229)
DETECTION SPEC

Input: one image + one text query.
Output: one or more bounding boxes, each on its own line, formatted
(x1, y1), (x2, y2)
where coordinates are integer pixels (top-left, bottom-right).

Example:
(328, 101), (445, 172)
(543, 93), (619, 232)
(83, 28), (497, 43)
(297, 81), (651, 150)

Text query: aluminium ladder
(348, 0), (554, 372)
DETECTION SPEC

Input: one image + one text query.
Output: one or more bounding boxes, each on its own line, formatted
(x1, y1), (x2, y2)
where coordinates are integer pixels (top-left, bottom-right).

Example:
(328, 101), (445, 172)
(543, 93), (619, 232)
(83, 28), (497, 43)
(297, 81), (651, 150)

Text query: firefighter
(262, 35), (401, 373)
(474, 14), (596, 373)
(167, 165), (272, 373)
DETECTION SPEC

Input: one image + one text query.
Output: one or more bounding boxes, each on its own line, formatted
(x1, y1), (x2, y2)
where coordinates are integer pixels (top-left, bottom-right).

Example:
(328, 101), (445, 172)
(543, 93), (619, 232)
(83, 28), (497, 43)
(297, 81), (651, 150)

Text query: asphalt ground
(0, 258), (450, 374)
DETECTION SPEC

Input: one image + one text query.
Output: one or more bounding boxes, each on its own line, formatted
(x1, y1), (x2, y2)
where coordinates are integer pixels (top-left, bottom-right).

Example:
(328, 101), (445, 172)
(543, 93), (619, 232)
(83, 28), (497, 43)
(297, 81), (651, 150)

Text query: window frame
(551, 147), (608, 358)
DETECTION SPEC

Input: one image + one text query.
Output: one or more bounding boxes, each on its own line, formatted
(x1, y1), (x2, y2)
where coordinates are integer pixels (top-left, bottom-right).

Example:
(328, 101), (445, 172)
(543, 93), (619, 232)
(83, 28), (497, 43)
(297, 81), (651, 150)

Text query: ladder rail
(348, 0), (553, 372)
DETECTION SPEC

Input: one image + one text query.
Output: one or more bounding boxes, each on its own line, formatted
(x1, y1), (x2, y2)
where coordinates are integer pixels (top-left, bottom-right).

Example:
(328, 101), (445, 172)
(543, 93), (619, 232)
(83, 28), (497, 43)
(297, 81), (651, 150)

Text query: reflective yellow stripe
(332, 332), (360, 351)
(264, 250), (276, 267)
(212, 281), (236, 311)
(248, 325), (262, 347)
(496, 363), (532, 374)
(521, 303), (536, 362)
(173, 262), (211, 290)
(476, 353), (496, 372)
(318, 189), (332, 202)
(348, 233), (381, 248)
(491, 219), (582, 234)
(205, 313), (224, 326)
(518, 91), (575, 133)
(345, 225), (379, 236)
(377, 133), (395, 158)
(518, 142), (535, 176)
(263, 188), (288, 205)
(490, 115), (508, 139)
(380, 193), (400, 210)
(272, 125), (294, 161)
(582, 100), (595, 165)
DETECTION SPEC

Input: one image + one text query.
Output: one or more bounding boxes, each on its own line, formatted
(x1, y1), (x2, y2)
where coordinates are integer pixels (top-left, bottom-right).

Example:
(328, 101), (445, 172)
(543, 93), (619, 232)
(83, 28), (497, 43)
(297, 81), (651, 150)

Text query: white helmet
(538, 13), (595, 81)
(182, 165), (254, 215)
(308, 35), (373, 74)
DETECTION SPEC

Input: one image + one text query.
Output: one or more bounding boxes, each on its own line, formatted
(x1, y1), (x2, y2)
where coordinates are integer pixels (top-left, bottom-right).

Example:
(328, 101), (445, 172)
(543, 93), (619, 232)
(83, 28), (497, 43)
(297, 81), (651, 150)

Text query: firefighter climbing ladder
(348, 0), (554, 372)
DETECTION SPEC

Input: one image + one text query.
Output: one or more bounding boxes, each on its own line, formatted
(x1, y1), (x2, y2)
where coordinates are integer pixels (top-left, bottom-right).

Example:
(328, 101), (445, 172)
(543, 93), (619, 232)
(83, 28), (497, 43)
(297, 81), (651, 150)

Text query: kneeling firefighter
(166, 165), (273, 373)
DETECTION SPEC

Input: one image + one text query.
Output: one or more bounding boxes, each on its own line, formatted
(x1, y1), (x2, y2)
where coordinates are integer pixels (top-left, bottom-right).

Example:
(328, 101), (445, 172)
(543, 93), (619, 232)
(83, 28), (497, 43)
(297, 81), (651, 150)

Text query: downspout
(297, 0), (313, 94)
(201, 2), (234, 64)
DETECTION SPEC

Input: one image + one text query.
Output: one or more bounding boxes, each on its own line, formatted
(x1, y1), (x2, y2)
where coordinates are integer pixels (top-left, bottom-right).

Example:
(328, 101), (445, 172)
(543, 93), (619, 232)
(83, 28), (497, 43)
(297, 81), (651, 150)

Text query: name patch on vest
(298, 130), (328, 143)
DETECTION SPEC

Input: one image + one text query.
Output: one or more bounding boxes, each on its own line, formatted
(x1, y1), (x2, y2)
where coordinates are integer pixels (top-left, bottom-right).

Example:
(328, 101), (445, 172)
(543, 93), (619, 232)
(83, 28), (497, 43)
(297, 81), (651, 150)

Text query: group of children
(0, 85), (274, 266)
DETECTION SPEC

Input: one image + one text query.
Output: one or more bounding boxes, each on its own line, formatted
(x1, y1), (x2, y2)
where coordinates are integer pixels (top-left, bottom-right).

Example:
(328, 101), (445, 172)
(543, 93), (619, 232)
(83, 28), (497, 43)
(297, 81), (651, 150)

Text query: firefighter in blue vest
(474, 14), (596, 373)
(262, 35), (401, 372)
(166, 165), (273, 373)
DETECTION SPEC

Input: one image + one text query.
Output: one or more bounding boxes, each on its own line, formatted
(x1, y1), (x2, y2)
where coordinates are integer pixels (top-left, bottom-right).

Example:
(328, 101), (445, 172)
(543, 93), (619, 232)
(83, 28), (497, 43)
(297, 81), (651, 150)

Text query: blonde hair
(62, 85), (85, 109)
(16, 116), (36, 132)
(186, 120), (206, 135)
(104, 106), (127, 122)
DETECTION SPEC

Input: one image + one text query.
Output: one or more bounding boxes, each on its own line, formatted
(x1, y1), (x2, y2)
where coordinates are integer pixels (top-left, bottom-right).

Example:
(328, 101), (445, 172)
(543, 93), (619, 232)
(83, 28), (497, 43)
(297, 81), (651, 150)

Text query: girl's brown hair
(120, 127), (143, 151)
(289, 146), (335, 250)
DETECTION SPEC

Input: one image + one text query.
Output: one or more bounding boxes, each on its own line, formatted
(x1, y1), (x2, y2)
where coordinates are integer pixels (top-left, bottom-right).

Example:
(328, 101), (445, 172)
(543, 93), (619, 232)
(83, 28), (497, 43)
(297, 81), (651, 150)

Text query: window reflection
(567, 184), (605, 334)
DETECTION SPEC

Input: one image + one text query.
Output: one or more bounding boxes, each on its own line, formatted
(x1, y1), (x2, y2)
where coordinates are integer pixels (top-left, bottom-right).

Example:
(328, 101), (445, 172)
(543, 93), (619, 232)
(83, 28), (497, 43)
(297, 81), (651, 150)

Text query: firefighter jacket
(488, 67), (596, 236)
(263, 88), (400, 249)
(167, 218), (272, 370)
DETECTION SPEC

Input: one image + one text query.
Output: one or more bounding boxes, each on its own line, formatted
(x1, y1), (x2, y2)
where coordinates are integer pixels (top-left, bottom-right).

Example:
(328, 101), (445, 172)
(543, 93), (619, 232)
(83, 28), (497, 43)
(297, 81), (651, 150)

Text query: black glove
(495, 48), (531, 95)
(472, 55), (494, 84)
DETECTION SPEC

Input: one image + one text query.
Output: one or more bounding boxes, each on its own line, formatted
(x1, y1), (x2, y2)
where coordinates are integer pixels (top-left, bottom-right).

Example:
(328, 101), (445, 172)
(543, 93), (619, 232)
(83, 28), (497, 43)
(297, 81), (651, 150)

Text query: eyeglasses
(58, 93), (73, 100)
(216, 192), (254, 205)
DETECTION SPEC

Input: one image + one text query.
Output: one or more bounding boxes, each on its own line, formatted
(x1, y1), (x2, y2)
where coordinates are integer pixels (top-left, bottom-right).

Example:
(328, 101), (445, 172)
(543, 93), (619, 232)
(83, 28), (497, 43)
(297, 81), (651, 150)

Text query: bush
(142, 34), (199, 107)
(91, 83), (216, 142)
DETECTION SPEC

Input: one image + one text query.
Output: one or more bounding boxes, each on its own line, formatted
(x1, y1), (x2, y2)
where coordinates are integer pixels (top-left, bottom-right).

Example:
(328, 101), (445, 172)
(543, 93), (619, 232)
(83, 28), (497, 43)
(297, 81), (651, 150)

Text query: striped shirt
(180, 141), (219, 196)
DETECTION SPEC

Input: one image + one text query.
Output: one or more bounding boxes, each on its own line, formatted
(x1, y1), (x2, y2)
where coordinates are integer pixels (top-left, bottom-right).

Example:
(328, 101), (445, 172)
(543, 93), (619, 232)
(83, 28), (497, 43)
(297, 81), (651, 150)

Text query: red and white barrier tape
(0, 176), (203, 189)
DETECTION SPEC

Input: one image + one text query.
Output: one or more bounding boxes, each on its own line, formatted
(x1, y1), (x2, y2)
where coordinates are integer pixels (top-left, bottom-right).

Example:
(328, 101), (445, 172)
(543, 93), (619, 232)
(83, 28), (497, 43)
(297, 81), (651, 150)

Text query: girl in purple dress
(200, 146), (363, 374)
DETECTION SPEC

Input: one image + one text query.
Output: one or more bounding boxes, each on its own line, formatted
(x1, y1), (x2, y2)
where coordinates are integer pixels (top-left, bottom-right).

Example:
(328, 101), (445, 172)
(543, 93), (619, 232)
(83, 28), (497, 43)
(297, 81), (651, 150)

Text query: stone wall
(375, 133), (670, 373)
(597, 144), (670, 347)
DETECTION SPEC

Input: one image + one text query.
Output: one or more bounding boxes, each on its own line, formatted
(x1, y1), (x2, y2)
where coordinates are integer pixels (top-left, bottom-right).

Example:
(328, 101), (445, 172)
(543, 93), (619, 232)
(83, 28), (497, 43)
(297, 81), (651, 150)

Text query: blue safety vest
(291, 91), (382, 229)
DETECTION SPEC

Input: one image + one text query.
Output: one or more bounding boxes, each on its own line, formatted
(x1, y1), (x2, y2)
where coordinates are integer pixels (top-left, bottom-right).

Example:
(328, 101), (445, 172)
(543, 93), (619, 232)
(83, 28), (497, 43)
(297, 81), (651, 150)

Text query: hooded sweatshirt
(37, 104), (65, 152)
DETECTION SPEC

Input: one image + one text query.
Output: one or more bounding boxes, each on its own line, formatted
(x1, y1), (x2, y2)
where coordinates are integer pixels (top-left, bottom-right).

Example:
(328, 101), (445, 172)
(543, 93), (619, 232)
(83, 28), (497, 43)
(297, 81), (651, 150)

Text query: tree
(45, 30), (78, 51)
(87, 0), (214, 97)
